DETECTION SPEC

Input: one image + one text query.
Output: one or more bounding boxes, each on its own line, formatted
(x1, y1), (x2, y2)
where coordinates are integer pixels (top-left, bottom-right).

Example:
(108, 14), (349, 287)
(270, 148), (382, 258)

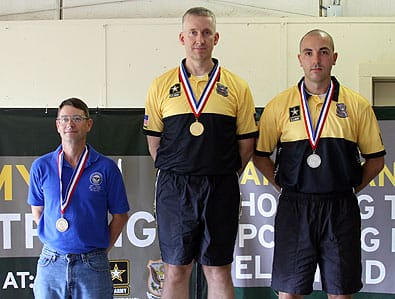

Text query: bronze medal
(190, 121), (204, 136)
(56, 217), (69, 232)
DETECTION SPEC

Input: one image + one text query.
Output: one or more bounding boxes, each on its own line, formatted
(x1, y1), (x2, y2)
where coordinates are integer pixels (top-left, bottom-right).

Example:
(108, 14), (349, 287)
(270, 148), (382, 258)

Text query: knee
(164, 264), (193, 284)
(203, 265), (232, 284)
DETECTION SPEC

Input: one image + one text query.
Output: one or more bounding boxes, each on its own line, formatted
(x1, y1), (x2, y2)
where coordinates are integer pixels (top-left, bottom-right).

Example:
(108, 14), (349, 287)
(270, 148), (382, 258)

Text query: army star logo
(111, 263), (127, 282)
(169, 83), (181, 98)
(110, 260), (130, 296)
(289, 105), (301, 122)
(171, 85), (179, 93)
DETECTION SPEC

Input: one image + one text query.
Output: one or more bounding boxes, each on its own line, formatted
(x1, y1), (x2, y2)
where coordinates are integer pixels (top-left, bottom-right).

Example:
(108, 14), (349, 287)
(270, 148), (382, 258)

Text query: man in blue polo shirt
(28, 97), (130, 298)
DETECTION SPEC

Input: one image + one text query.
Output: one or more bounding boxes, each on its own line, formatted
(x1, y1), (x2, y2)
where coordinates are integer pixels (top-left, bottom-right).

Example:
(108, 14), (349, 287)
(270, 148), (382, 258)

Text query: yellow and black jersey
(255, 76), (386, 193)
(143, 59), (258, 175)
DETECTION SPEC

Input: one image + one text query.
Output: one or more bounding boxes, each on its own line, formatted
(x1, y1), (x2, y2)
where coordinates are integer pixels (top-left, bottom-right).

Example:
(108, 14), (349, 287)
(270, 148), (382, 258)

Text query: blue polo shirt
(28, 144), (130, 254)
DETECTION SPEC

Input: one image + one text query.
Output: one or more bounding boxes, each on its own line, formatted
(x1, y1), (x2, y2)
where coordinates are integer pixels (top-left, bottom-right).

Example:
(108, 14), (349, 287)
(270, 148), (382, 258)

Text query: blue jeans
(33, 246), (113, 299)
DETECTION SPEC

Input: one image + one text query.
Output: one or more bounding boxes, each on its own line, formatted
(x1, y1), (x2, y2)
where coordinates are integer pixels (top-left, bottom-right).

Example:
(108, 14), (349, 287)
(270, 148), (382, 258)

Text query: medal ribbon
(300, 80), (334, 151)
(179, 60), (220, 119)
(57, 146), (89, 216)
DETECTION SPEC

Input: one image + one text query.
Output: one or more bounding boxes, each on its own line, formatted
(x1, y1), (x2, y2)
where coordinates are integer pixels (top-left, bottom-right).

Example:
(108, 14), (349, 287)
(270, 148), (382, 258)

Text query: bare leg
(279, 292), (304, 299)
(161, 262), (193, 299)
(328, 295), (353, 299)
(203, 264), (234, 299)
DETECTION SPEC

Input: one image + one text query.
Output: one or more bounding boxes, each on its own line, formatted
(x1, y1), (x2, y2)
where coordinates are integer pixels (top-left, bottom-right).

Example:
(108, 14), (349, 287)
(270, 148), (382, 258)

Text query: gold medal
(190, 120), (204, 136)
(56, 217), (69, 232)
(180, 60), (219, 138)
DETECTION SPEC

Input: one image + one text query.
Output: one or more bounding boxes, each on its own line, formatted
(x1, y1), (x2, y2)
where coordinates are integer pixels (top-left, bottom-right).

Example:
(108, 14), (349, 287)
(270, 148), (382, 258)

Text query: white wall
(1, 17), (395, 108)
(1, 0), (395, 20)
(1, 1), (395, 109)
(0, 0), (321, 20)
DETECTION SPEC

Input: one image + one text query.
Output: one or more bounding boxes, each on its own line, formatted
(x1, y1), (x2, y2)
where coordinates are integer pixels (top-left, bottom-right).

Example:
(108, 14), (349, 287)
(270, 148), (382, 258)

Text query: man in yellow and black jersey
(144, 57), (256, 175)
(143, 7), (257, 299)
(254, 29), (385, 299)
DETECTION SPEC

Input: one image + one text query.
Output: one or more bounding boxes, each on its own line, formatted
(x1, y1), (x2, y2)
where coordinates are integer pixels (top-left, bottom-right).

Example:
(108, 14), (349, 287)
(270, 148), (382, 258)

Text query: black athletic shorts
(155, 170), (240, 266)
(271, 190), (363, 295)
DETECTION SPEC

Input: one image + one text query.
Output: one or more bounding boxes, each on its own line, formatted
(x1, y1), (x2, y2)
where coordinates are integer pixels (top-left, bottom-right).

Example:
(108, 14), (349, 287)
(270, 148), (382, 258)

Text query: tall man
(28, 97), (130, 298)
(143, 7), (258, 299)
(254, 29), (386, 299)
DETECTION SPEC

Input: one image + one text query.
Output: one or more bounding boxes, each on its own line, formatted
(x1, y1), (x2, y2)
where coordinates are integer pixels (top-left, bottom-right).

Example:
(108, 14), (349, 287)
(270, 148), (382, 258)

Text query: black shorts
(155, 170), (240, 266)
(271, 190), (363, 295)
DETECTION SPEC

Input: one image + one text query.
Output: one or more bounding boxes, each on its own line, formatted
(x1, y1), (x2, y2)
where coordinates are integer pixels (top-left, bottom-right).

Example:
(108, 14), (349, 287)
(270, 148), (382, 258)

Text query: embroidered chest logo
(289, 106), (301, 122)
(336, 103), (348, 118)
(169, 83), (181, 98)
(89, 171), (103, 192)
(216, 83), (228, 97)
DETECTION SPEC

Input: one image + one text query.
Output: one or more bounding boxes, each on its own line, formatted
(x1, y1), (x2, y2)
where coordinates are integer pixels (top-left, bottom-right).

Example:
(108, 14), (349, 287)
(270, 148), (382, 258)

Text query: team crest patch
(216, 83), (228, 97)
(169, 83), (181, 98)
(89, 172), (103, 192)
(146, 259), (165, 299)
(289, 106), (301, 122)
(90, 172), (103, 185)
(110, 260), (130, 296)
(336, 103), (348, 118)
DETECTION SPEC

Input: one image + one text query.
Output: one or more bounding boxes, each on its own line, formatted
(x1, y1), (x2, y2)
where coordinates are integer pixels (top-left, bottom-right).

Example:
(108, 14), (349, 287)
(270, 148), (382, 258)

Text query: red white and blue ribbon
(300, 80), (334, 151)
(57, 146), (89, 216)
(179, 60), (220, 119)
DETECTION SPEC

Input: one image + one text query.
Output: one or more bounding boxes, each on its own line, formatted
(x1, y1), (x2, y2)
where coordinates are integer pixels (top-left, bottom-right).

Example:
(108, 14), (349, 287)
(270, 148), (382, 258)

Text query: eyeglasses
(56, 115), (89, 124)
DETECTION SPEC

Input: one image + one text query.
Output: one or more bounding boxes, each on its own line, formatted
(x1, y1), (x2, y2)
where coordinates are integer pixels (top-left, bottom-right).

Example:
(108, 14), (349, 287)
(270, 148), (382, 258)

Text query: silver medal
(56, 217), (69, 232)
(307, 153), (321, 168)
